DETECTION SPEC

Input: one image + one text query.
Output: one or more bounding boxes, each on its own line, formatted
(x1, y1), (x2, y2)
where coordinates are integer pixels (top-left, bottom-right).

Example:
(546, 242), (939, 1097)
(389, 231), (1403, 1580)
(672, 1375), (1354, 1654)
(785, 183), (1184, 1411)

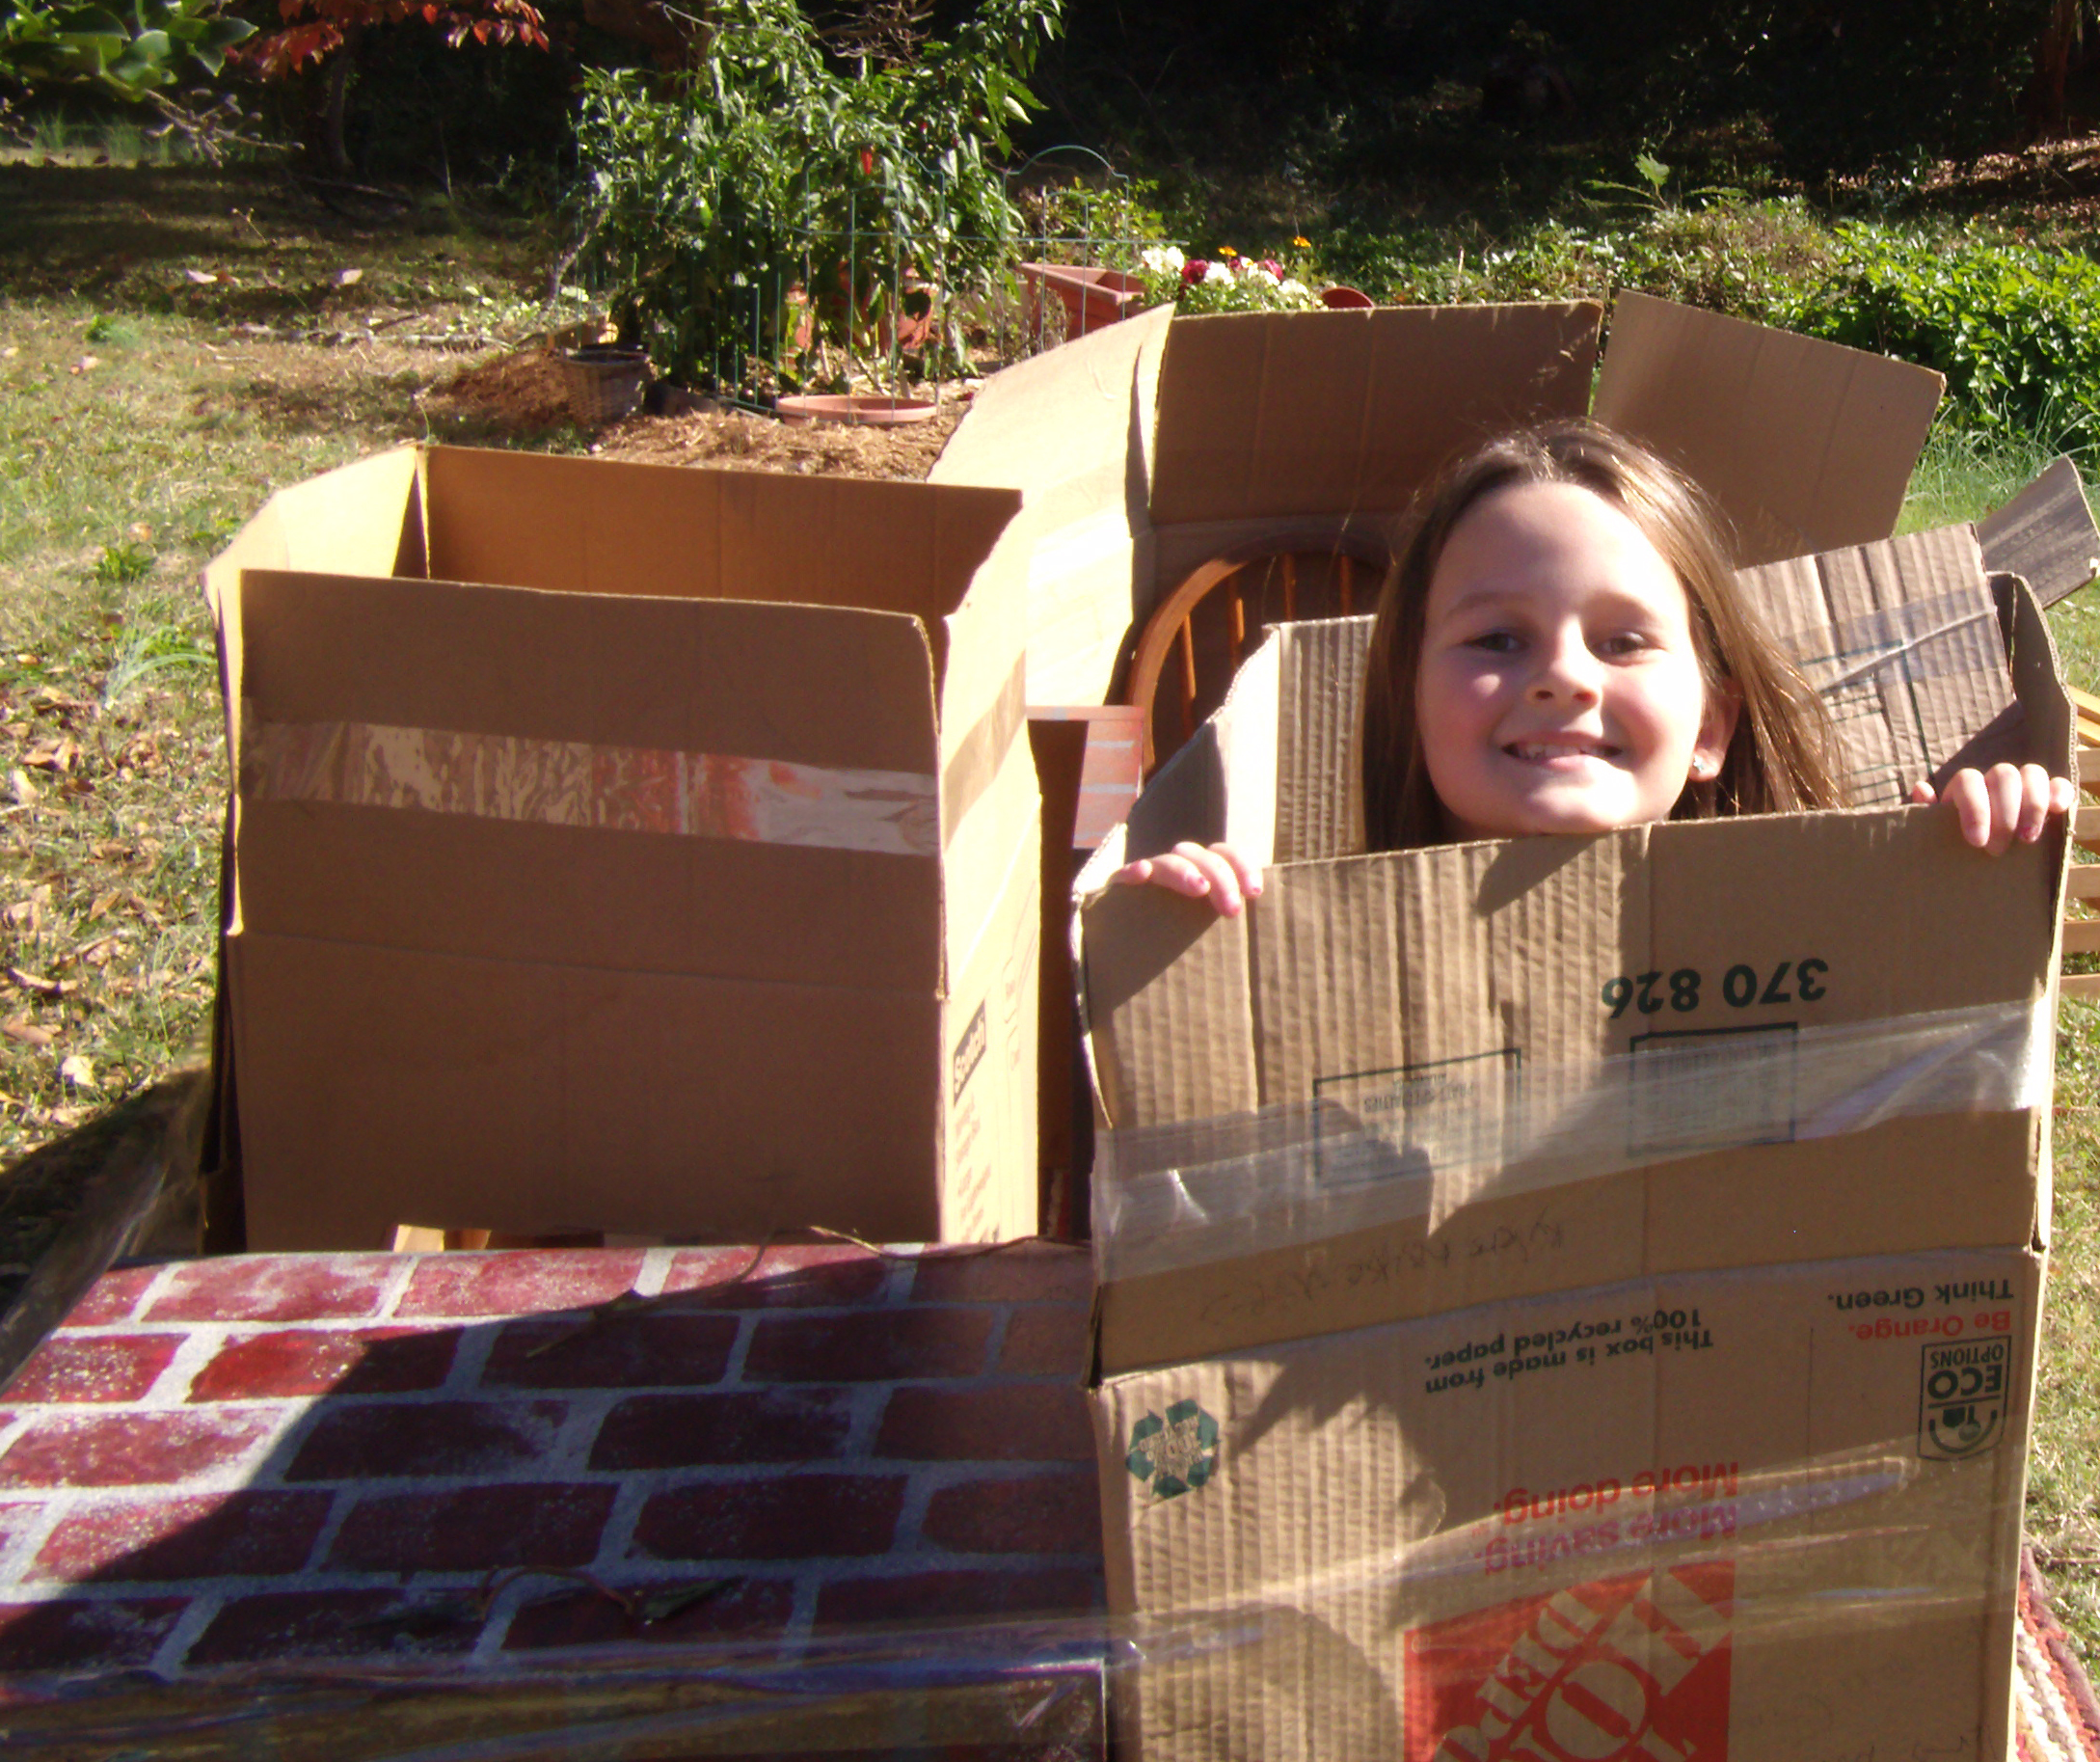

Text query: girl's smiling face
(1415, 480), (1739, 841)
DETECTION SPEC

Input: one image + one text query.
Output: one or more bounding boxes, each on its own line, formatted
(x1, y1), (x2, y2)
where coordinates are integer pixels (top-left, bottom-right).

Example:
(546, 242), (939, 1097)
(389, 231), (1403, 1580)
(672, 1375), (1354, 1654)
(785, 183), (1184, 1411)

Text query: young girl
(1117, 420), (2074, 911)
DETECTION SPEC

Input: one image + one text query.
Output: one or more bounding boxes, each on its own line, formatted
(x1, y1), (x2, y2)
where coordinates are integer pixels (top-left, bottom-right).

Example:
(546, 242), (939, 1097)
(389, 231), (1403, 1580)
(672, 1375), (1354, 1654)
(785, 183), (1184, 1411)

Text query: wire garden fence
(660, 149), (1168, 415)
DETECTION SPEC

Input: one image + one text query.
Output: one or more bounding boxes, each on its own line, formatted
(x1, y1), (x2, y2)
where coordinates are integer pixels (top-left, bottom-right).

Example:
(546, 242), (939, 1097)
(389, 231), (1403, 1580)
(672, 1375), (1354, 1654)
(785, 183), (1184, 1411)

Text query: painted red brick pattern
(482, 1310), (739, 1389)
(502, 1575), (796, 1651)
(634, 1474), (909, 1561)
(588, 1388), (853, 1472)
(329, 1483), (617, 1574)
(395, 1249), (647, 1318)
(0, 1245), (1106, 1726)
(5, 1334), (182, 1403)
(0, 1410), (275, 1488)
(907, 1244), (1092, 1306)
(146, 1257), (397, 1323)
(920, 1470), (1100, 1557)
(875, 1385), (1094, 1463)
(187, 1588), (483, 1664)
(661, 1244), (890, 1308)
(745, 1309), (992, 1383)
(186, 1328), (458, 1400)
(0, 1597), (189, 1670)
(284, 1399), (569, 1481)
(997, 1303), (1090, 1377)
(31, 1490), (331, 1582)
(63, 1265), (160, 1327)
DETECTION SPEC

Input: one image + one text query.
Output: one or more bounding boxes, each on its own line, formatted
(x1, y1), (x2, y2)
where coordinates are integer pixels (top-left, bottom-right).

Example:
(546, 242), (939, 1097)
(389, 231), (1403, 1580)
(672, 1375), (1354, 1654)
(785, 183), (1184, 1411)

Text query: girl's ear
(1693, 680), (1742, 781)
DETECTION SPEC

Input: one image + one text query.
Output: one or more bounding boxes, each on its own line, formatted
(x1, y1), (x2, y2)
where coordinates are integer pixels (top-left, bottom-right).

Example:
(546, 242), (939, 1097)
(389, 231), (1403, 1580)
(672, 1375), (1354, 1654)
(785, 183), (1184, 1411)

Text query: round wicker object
(560, 348), (649, 424)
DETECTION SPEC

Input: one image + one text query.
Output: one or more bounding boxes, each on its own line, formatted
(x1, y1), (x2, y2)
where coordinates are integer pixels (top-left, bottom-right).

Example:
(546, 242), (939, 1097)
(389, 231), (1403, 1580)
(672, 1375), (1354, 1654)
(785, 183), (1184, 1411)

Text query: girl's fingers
(1110, 843), (1264, 916)
(1939, 769), (1993, 850)
(2017, 764), (2055, 843)
(1983, 764), (2024, 854)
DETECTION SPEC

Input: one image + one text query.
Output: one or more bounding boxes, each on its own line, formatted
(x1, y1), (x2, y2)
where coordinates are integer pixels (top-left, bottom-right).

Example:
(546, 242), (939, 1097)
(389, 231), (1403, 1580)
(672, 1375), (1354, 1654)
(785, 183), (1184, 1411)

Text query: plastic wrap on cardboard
(1092, 997), (2049, 1284)
(0, 1425), (2022, 1760)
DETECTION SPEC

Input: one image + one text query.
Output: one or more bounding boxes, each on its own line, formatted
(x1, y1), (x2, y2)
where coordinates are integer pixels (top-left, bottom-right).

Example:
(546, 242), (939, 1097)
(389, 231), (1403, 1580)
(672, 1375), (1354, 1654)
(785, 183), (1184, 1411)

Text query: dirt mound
(423, 348), (972, 481)
(600, 393), (970, 481)
(424, 349), (575, 434)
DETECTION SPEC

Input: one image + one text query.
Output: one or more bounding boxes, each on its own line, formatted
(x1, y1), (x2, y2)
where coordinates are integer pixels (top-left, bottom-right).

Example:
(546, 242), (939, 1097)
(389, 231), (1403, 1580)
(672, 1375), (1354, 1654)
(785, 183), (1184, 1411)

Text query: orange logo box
(1403, 1562), (1735, 1762)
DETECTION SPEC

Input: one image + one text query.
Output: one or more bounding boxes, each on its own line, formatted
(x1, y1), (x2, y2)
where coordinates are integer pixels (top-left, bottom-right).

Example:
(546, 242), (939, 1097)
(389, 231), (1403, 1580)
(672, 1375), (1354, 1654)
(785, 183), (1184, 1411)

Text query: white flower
(1252, 265), (1279, 286)
(1141, 245), (1185, 276)
(1202, 260), (1233, 285)
(1279, 278), (1309, 298)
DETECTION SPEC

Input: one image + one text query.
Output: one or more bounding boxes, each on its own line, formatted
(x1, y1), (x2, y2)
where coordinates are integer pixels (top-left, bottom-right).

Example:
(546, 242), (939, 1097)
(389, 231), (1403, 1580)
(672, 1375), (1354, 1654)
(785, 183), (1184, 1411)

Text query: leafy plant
(93, 537), (154, 584)
(1779, 224), (2100, 448)
(0, 0), (254, 102)
(575, 0), (1063, 393)
(1584, 153), (1740, 219)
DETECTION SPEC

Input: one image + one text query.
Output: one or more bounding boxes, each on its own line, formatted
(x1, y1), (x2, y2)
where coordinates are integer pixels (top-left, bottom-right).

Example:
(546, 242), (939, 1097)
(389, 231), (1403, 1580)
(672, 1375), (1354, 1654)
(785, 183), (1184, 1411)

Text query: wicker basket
(559, 347), (649, 424)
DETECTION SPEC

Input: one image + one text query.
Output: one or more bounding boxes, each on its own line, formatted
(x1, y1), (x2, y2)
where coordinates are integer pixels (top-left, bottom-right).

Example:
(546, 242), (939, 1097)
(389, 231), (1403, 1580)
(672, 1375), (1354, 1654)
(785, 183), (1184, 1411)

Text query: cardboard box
(202, 446), (1042, 1251)
(1073, 515), (2078, 1757)
(931, 291), (1950, 708)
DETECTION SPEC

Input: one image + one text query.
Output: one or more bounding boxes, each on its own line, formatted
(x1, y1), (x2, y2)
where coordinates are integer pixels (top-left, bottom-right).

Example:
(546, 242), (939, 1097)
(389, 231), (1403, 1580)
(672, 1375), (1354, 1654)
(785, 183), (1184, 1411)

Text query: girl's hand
(1909, 763), (2077, 855)
(1112, 841), (1264, 916)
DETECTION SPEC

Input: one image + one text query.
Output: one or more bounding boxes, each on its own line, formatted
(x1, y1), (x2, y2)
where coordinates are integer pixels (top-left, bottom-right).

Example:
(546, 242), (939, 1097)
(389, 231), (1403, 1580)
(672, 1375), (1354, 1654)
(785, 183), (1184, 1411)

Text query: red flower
(859, 149), (875, 176)
(1181, 258), (1207, 284)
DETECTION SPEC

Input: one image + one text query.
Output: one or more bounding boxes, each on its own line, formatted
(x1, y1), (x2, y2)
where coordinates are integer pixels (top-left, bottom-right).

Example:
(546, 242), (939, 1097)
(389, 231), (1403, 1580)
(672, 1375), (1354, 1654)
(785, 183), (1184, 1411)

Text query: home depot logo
(1403, 1563), (1733, 1762)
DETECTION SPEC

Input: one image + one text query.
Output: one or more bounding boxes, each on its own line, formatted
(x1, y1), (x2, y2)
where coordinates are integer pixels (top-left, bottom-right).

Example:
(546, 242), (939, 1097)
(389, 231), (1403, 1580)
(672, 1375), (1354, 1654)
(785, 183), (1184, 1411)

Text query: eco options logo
(1125, 1399), (1219, 1500)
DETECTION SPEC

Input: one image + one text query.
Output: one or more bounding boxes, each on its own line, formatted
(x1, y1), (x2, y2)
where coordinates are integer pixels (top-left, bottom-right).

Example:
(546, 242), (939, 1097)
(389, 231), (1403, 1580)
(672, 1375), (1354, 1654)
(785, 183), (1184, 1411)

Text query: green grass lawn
(2, 155), (2098, 1669)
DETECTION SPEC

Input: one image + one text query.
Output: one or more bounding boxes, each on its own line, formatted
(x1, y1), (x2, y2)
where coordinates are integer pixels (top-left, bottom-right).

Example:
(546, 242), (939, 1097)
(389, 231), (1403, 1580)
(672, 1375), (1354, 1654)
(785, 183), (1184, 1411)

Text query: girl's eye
(1598, 632), (1654, 658)
(1467, 631), (1521, 654)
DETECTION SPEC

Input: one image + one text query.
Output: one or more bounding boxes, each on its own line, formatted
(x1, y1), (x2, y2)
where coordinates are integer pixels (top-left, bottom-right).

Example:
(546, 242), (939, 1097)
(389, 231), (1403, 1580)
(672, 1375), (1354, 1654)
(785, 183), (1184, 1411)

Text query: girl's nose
(1527, 628), (1602, 701)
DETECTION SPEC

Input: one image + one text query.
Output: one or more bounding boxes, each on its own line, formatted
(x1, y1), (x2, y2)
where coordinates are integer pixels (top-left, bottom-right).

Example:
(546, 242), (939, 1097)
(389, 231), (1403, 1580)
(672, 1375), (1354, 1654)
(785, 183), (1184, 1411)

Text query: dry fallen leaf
(69, 356), (100, 375)
(7, 967), (71, 998)
(8, 769), (38, 806)
(184, 269), (217, 285)
(57, 1053), (94, 1090)
(87, 890), (119, 921)
(23, 738), (79, 773)
(2, 888), (47, 932)
(337, 267), (363, 286)
(2, 1018), (54, 1047)
(74, 935), (123, 968)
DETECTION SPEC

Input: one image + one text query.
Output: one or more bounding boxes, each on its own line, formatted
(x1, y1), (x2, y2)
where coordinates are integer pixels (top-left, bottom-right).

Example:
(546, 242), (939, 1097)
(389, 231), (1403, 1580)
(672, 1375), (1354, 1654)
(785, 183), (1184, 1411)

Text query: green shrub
(576, 0), (1063, 391)
(1779, 225), (2100, 448)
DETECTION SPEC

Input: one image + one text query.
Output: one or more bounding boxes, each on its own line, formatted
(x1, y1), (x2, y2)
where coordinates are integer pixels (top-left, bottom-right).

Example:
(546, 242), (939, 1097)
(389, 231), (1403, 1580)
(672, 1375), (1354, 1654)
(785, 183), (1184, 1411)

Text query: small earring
(1691, 757), (1713, 780)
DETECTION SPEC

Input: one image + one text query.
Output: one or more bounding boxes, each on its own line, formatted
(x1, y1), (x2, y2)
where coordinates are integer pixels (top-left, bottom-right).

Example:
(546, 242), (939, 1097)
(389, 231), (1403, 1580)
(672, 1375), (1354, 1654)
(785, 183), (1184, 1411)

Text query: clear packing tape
(1093, 998), (2052, 1284)
(0, 1437), (2024, 1760)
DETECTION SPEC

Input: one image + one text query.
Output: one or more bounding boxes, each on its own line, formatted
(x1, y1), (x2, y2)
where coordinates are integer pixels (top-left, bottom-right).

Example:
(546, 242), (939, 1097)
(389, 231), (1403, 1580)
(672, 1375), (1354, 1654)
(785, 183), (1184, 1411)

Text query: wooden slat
(2079, 746), (2100, 784)
(2062, 972), (2100, 1001)
(2079, 804), (2100, 843)
(2065, 919), (2100, 956)
(1178, 618), (1198, 741)
(2067, 866), (2100, 900)
(2070, 683), (2100, 721)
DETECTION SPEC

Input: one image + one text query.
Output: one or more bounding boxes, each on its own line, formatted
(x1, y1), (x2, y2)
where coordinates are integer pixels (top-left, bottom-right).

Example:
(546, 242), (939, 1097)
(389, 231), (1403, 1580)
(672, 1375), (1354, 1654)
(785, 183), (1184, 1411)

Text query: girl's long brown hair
(1360, 420), (1846, 852)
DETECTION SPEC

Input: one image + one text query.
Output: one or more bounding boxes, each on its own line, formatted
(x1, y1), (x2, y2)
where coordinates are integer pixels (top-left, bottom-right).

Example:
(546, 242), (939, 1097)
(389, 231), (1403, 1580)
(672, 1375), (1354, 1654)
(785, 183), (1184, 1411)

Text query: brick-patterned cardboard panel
(0, 1242), (1106, 1758)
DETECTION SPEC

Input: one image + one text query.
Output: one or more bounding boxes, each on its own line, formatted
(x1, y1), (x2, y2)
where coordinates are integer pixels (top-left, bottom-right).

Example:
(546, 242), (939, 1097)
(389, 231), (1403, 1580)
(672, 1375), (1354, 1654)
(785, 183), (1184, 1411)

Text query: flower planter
(1319, 285), (1376, 310)
(1017, 262), (1148, 339)
(774, 393), (940, 427)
